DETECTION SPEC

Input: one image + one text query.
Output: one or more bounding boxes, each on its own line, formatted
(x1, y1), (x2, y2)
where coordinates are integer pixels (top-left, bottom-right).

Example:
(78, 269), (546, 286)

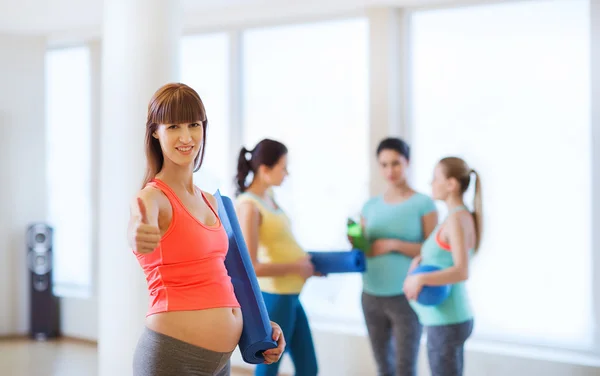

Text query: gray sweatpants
(133, 327), (232, 376)
(426, 319), (474, 376)
(361, 292), (422, 376)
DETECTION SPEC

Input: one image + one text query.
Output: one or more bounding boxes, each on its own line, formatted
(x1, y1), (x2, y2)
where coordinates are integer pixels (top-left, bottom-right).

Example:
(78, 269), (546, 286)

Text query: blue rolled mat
(214, 190), (277, 364)
(307, 249), (367, 274)
(409, 264), (451, 306)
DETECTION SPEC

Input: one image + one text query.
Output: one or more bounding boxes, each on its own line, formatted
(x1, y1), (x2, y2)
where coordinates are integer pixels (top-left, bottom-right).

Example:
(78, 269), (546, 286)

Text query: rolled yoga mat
(307, 249), (367, 274)
(214, 190), (277, 364)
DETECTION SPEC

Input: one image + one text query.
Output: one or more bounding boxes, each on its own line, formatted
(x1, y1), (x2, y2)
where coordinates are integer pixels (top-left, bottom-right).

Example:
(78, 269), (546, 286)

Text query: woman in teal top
(357, 137), (438, 376)
(403, 156), (482, 376)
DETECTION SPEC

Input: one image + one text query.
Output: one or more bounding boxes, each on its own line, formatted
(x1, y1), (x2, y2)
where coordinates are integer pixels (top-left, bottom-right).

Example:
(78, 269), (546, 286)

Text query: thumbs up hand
(133, 197), (161, 254)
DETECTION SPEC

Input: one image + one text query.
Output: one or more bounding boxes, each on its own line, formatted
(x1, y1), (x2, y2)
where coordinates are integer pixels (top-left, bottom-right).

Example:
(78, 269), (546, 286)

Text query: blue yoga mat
(214, 190), (277, 364)
(307, 249), (367, 274)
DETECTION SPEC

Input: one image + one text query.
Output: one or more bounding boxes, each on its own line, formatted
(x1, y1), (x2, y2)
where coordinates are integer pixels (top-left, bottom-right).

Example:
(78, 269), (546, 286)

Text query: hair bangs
(148, 85), (206, 126)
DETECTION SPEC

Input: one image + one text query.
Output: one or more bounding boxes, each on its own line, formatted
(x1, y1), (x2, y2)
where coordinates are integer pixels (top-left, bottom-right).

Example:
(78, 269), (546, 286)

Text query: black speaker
(27, 223), (60, 340)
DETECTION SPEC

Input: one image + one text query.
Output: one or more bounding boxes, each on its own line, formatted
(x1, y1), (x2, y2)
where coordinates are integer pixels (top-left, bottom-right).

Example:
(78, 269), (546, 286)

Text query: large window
(409, 0), (591, 350)
(242, 18), (370, 323)
(180, 33), (232, 196)
(45, 46), (93, 297)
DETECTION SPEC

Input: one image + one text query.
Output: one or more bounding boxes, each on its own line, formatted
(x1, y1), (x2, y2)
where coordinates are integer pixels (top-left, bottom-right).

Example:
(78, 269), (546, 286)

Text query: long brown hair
(142, 83), (207, 188)
(439, 157), (483, 252)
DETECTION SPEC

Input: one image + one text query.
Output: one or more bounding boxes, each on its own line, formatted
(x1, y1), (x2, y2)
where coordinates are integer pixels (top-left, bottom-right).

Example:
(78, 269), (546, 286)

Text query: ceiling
(0, 0), (483, 37)
(0, 0), (356, 35)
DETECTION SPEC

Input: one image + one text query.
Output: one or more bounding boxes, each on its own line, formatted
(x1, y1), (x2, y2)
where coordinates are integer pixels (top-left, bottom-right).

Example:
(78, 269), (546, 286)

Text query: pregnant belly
(145, 307), (244, 352)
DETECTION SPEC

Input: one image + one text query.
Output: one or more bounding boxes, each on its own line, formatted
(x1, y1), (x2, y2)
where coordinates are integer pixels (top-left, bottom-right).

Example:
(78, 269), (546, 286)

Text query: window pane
(180, 33), (231, 197)
(242, 18), (369, 323)
(409, 0), (591, 349)
(46, 47), (93, 294)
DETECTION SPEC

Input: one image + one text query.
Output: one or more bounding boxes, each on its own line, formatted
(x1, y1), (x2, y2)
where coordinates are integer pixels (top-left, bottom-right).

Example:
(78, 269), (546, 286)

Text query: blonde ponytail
(471, 169), (483, 252)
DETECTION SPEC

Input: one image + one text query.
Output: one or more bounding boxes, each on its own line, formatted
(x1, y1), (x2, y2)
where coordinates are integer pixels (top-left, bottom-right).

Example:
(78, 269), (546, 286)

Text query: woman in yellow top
(236, 139), (318, 376)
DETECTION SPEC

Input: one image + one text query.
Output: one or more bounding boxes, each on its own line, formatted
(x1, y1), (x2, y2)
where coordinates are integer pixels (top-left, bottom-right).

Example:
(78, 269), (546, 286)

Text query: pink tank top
(134, 178), (240, 316)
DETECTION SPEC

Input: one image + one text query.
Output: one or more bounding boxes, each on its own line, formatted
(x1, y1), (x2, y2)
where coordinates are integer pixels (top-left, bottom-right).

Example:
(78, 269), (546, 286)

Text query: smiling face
(153, 121), (204, 168)
(142, 83), (208, 186)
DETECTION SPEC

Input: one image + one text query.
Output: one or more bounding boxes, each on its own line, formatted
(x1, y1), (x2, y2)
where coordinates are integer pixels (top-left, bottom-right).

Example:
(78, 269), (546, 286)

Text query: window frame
(404, 0), (598, 358)
(45, 45), (95, 299)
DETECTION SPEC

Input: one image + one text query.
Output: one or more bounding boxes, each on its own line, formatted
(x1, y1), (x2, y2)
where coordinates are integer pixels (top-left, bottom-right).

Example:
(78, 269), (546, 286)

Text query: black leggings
(426, 319), (474, 376)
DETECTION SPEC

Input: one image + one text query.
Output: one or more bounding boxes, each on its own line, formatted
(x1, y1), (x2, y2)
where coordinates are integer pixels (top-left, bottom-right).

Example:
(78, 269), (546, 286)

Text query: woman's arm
(403, 212), (470, 300)
(415, 213), (470, 286)
(128, 188), (161, 254)
(237, 201), (303, 277)
(370, 211), (438, 258)
(370, 239), (421, 258)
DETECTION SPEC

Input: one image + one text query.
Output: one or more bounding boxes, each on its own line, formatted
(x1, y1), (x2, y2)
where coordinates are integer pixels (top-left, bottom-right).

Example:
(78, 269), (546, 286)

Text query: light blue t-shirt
(409, 205), (474, 326)
(361, 192), (437, 296)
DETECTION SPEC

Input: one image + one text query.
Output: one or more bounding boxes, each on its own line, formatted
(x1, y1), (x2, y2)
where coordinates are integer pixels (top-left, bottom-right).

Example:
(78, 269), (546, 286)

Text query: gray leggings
(361, 292), (422, 376)
(133, 327), (232, 376)
(426, 319), (474, 376)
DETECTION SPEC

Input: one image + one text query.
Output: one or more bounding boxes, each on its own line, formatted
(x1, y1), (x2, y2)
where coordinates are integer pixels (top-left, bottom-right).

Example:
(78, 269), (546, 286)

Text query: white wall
(59, 297), (98, 341)
(0, 34), (47, 336)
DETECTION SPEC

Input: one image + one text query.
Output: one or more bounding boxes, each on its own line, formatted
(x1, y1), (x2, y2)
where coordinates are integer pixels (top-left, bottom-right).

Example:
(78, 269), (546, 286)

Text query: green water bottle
(347, 218), (369, 253)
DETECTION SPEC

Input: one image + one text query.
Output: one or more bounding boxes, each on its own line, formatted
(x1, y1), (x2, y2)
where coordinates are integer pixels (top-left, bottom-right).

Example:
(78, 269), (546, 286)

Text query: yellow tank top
(236, 192), (307, 294)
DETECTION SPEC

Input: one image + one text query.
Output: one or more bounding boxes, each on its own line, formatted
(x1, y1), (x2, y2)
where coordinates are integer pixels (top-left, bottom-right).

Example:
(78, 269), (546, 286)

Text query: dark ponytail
(236, 147), (252, 196)
(234, 139), (288, 196)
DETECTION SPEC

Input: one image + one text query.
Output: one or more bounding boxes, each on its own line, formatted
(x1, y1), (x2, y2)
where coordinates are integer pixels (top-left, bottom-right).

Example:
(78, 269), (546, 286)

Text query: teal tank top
(409, 205), (474, 326)
(361, 193), (437, 296)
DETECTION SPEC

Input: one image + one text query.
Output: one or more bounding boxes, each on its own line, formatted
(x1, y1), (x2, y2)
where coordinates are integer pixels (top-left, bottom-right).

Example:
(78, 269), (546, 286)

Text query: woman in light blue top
(357, 137), (438, 376)
(404, 156), (482, 376)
